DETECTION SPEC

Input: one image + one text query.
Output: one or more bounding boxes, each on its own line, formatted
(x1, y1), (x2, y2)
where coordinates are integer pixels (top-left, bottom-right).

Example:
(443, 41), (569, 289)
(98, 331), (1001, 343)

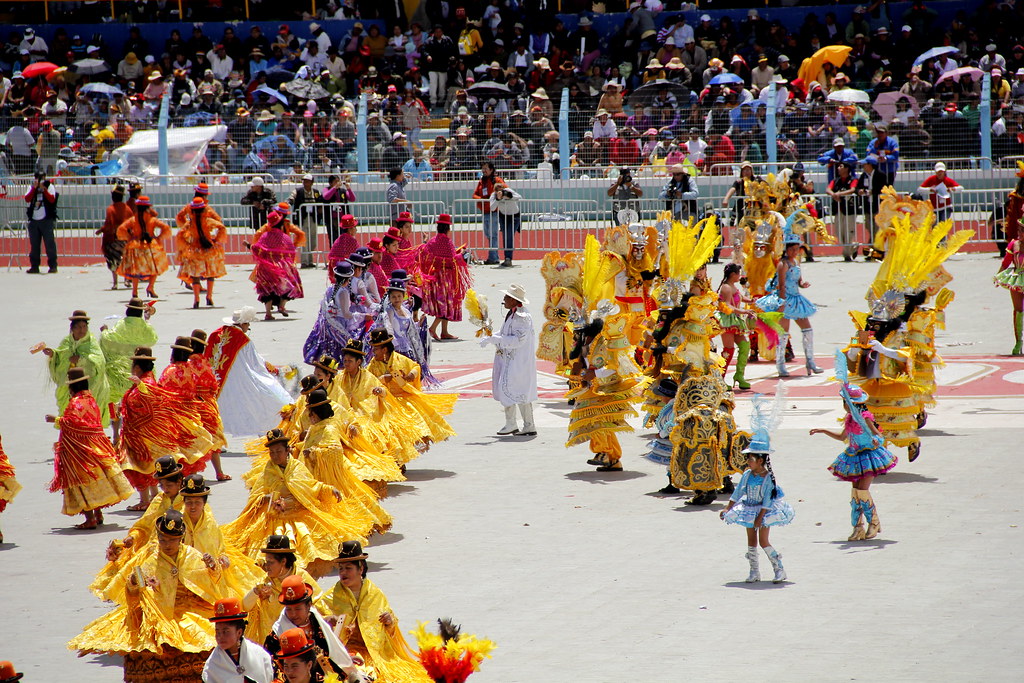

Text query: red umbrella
(21, 61), (59, 79)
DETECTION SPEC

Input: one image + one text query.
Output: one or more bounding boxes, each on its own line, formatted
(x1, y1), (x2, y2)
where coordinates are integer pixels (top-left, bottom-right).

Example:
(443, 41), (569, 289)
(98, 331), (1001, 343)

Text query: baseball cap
(302, 173), (314, 181)
(833, 137), (845, 147)
(934, 162), (946, 172)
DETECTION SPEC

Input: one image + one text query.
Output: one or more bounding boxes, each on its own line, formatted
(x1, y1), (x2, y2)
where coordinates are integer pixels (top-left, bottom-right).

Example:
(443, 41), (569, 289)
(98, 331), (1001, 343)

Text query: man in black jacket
(288, 174), (323, 268)
(25, 172), (59, 274)
(857, 155), (892, 258)
(422, 26), (456, 110)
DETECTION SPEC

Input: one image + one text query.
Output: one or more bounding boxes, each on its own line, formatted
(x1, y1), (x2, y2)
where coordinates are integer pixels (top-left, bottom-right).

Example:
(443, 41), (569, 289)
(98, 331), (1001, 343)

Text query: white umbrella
(826, 88), (871, 105)
(281, 79), (329, 100)
(70, 58), (109, 76)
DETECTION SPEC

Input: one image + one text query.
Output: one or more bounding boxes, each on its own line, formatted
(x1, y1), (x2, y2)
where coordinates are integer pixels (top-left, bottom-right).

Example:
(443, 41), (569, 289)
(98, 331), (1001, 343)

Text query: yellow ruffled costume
(222, 456), (367, 578)
(183, 506), (265, 599)
(242, 568), (323, 646)
(243, 389), (405, 498)
(90, 492), (184, 599)
(335, 368), (431, 466)
(321, 579), (433, 683)
(537, 252), (584, 375)
(301, 417), (393, 533)
(367, 351), (457, 444)
(69, 544), (222, 680)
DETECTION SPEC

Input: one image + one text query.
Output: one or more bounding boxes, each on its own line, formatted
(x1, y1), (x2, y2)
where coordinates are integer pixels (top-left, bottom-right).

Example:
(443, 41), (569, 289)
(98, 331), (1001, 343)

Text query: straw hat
(500, 283), (529, 304)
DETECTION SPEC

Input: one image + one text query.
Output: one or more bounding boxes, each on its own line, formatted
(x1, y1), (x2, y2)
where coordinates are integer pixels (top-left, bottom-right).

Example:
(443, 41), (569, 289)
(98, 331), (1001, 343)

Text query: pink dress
(417, 233), (472, 321)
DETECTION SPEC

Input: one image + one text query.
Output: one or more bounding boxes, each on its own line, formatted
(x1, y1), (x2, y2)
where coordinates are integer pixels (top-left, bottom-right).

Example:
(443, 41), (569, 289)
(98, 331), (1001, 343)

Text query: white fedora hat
(501, 283), (529, 305)
(224, 306), (258, 326)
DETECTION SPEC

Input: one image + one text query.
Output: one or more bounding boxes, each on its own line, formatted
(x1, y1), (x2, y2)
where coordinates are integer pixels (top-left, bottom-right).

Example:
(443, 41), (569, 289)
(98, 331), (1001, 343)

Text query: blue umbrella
(913, 46), (959, 67)
(183, 111), (218, 127)
(79, 82), (123, 98)
(254, 85), (290, 105)
(709, 73), (744, 86)
(263, 67), (296, 88)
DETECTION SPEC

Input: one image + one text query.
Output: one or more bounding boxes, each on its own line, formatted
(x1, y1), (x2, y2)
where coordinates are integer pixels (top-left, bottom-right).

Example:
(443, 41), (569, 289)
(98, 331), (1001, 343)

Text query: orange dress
(187, 354), (227, 455)
(50, 390), (134, 516)
(176, 210), (227, 281)
(116, 211), (171, 280)
(0, 435), (21, 513)
(159, 362), (218, 477)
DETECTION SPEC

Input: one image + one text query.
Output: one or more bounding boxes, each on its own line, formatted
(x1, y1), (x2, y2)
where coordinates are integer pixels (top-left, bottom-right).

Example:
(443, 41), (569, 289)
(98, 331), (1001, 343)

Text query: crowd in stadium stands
(3, 1), (1024, 178)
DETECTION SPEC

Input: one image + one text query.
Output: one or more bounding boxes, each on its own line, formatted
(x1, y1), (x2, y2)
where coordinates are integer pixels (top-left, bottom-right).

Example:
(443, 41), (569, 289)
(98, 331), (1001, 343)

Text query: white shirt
(20, 36), (48, 61)
(314, 31), (333, 54)
(207, 52), (234, 80)
(489, 187), (522, 215)
(483, 306), (538, 406)
(7, 125), (35, 156)
(685, 138), (708, 164)
(672, 25), (695, 46)
(202, 639), (275, 683)
(593, 118), (617, 139)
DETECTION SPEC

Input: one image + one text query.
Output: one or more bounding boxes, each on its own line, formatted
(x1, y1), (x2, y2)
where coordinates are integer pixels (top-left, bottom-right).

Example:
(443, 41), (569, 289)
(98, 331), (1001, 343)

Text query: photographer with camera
(607, 168), (644, 225)
(239, 176), (277, 231)
(25, 171), (59, 274)
(659, 163), (699, 221)
(490, 181), (523, 268)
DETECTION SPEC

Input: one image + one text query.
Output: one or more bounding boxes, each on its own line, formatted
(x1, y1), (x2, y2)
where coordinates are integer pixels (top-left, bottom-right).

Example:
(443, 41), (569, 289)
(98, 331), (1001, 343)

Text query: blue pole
(157, 88), (170, 185)
(559, 87), (570, 180)
(765, 82), (777, 175)
(357, 93), (368, 178)
(980, 73), (992, 171)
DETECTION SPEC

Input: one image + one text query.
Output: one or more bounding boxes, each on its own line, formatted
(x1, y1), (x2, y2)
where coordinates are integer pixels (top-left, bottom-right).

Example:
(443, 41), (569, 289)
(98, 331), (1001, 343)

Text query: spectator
(827, 161), (860, 261)
(660, 163), (700, 221)
(574, 131), (603, 167)
(25, 171), (59, 274)
(818, 137), (859, 183)
(722, 161), (760, 222)
(423, 25), (457, 109)
(34, 120), (61, 176)
(490, 180), (522, 268)
(593, 109), (617, 140)
(6, 117), (35, 174)
(473, 161), (504, 265)
(321, 173), (355, 245)
(865, 123), (900, 178)
(117, 52), (145, 84)
(857, 155), (892, 248)
(607, 168), (643, 225)
(918, 162), (962, 223)
(288, 173), (323, 268)
(403, 148), (435, 181)
(385, 167), (410, 222)
(19, 28), (47, 63)
(240, 176), (277, 232)
(382, 132), (412, 171)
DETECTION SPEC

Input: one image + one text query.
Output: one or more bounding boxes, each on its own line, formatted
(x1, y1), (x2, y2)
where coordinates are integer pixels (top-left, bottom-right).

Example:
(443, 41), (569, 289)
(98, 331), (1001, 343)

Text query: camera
(34, 171), (47, 181)
(620, 169), (632, 184)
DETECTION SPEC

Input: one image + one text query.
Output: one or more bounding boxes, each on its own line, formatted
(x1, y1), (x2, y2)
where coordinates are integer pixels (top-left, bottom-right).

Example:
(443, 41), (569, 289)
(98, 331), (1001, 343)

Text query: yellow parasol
(797, 46), (852, 87)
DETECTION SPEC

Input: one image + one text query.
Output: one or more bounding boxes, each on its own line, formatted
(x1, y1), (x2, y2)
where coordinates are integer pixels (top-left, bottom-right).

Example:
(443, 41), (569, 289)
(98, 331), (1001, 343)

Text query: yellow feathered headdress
(656, 215), (721, 307)
(869, 213), (973, 303)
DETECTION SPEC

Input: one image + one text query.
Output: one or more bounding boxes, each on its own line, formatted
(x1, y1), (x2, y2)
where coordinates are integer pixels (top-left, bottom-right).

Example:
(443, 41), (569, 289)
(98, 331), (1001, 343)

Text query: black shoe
(657, 484), (682, 495)
(483, 259), (500, 265)
(47, 267), (58, 273)
(586, 454), (608, 466)
(686, 490), (717, 506)
(718, 477), (735, 494)
(843, 255), (853, 262)
(498, 259), (512, 268)
(300, 263), (316, 269)
(26, 268), (40, 274)
(907, 442), (921, 462)
(596, 462), (623, 472)
(916, 411), (927, 429)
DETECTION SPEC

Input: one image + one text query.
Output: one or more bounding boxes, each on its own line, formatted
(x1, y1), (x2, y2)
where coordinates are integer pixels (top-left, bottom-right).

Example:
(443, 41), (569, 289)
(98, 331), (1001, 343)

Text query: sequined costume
(250, 216), (306, 305)
(303, 281), (369, 363)
(176, 207), (227, 281)
(416, 232), (471, 321)
(721, 469), (795, 528)
(367, 349), (456, 444)
(116, 210), (171, 281)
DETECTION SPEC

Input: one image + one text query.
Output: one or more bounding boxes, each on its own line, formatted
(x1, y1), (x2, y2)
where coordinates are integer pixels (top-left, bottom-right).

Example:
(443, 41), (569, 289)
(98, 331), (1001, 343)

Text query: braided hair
(194, 207), (214, 250)
(137, 205), (152, 243)
(762, 453), (780, 500)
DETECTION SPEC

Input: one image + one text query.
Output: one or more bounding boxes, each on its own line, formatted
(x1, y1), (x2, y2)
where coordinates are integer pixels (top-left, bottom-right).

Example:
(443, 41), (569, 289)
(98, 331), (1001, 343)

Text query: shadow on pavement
(368, 532), (404, 548)
(827, 539), (899, 549)
(564, 470), (646, 482)
(918, 429), (954, 437)
(402, 468), (456, 482)
(723, 580), (791, 590)
(49, 524), (125, 536)
(385, 484), (416, 496)
(0, 543), (18, 551)
(672, 502), (727, 513)
(876, 471), (940, 484)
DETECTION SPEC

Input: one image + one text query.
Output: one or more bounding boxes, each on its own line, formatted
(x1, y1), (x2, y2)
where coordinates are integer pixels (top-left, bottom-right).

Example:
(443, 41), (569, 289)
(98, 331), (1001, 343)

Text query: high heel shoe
(206, 297), (214, 307)
(145, 288), (157, 298)
(805, 361), (823, 376)
(192, 301), (199, 309)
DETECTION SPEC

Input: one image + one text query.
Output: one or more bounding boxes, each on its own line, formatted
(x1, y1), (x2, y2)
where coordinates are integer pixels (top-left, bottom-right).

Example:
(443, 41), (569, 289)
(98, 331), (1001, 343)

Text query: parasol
(913, 46), (959, 67)
(709, 73), (744, 85)
(22, 61), (59, 79)
(281, 78), (329, 99)
(872, 92), (919, 123)
(936, 66), (984, 86)
(70, 58), (110, 76)
(826, 89), (871, 105)
(797, 46), (852, 86)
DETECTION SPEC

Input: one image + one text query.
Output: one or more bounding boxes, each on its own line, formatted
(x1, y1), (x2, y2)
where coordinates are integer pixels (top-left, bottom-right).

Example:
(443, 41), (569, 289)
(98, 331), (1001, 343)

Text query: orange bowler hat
(210, 596), (248, 622)
(278, 573), (313, 605)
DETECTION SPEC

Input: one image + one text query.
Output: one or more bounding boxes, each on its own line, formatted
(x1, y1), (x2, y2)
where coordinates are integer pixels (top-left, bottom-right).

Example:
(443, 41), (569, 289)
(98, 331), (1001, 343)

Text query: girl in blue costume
(302, 261), (370, 364)
(721, 387), (794, 584)
(810, 350), (897, 541)
(757, 223), (823, 378)
(368, 270), (437, 386)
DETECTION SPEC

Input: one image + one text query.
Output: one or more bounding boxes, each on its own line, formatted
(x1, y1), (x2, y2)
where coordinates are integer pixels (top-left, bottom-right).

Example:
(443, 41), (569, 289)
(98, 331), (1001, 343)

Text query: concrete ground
(0, 252), (1019, 682)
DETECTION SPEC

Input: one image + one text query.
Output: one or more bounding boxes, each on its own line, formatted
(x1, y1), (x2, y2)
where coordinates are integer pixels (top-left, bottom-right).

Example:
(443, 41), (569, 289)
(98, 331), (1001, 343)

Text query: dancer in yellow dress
(91, 456), (186, 599)
(222, 429), (366, 578)
(117, 195), (171, 299)
(300, 387), (392, 534)
(367, 329), (457, 446)
(45, 367), (133, 530)
(0, 435), (21, 545)
(179, 474), (265, 599)
(241, 534), (324, 646)
(69, 510), (224, 683)
(320, 541), (433, 683)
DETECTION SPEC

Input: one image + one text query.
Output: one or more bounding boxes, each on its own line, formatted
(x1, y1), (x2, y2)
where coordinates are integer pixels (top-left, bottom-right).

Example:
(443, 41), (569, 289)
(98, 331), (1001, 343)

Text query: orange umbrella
(46, 66), (69, 83)
(797, 46), (852, 86)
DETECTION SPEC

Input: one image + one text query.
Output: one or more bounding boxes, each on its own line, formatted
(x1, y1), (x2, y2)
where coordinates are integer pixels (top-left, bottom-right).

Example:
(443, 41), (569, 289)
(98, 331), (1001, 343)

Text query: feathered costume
(843, 197), (972, 461)
(412, 620), (495, 683)
(536, 253), (584, 375)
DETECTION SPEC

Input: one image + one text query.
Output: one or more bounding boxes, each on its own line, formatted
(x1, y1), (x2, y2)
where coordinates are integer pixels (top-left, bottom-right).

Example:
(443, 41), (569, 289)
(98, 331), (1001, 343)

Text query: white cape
(273, 606), (354, 669)
(219, 340), (292, 437)
(202, 638), (275, 683)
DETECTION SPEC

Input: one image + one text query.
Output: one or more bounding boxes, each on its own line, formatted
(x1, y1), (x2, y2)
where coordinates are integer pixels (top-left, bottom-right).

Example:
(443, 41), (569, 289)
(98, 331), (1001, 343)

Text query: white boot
(517, 403), (537, 436)
(776, 333), (791, 377)
(802, 327), (823, 374)
(497, 405), (519, 435)
(745, 546), (760, 583)
(764, 546), (787, 583)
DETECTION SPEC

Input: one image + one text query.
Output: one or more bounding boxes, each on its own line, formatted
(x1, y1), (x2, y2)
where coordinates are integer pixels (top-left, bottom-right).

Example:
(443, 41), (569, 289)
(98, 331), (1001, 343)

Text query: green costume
(48, 332), (111, 426)
(100, 317), (158, 404)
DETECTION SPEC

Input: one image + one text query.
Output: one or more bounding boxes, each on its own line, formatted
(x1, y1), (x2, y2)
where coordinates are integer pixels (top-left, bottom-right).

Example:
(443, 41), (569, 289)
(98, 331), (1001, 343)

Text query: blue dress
(644, 402), (675, 466)
(755, 262), (817, 320)
(302, 283), (366, 363)
(827, 410), (898, 481)
(722, 469), (795, 528)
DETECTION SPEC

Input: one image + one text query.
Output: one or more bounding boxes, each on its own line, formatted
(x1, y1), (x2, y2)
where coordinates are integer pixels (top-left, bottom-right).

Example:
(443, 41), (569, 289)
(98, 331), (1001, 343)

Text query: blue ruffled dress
(722, 469), (795, 528)
(756, 263), (817, 320)
(827, 410), (898, 481)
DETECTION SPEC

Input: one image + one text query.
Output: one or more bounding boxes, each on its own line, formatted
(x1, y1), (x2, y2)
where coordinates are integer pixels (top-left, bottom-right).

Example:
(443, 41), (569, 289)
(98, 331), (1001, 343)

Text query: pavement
(0, 252), (1020, 682)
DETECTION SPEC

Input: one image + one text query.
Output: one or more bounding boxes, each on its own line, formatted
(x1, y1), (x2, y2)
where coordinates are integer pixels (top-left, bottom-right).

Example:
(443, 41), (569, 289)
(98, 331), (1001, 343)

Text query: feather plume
(581, 234), (603, 309)
(870, 213), (974, 299)
(832, 348), (849, 385)
(464, 289), (492, 336)
(666, 215), (721, 284)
